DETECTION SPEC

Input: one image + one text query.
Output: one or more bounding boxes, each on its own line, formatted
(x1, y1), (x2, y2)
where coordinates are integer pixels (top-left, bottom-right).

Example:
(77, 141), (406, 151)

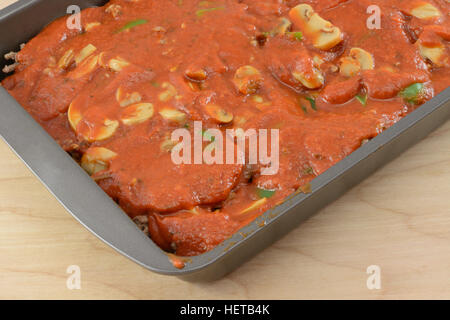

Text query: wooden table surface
(1, 0), (450, 300)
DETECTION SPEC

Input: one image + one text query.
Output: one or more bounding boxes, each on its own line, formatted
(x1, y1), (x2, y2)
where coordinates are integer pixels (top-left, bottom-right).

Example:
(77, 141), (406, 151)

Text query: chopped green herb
(256, 187), (276, 199)
(116, 19), (148, 33)
(202, 129), (215, 142)
(305, 96), (317, 111)
(298, 96), (317, 114)
(300, 103), (308, 114)
(196, 7), (224, 17)
(288, 31), (303, 41)
(356, 93), (368, 106)
(400, 83), (424, 104)
(151, 81), (160, 87)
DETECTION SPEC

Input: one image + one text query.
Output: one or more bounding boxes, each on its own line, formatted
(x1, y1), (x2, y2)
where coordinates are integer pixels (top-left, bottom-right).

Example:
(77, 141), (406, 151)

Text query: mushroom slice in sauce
(68, 98), (119, 141)
(349, 48), (375, 70)
(116, 87), (142, 107)
(241, 198), (267, 214)
(57, 49), (74, 69)
(233, 65), (263, 95)
(339, 48), (374, 77)
(158, 82), (178, 102)
(107, 57), (130, 72)
(339, 56), (361, 77)
(159, 108), (187, 123)
(185, 68), (207, 81)
(410, 2), (442, 20)
(81, 147), (117, 175)
(418, 43), (446, 66)
(120, 103), (154, 125)
(204, 104), (234, 124)
(289, 4), (343, 50)
(69, 54), (99, 79)
(75, 44), (97, 64)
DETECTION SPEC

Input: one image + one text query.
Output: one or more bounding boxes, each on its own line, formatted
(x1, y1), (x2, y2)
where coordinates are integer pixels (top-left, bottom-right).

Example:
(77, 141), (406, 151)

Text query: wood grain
(0, 0), (15, 9)
(1, 0), (450, 300)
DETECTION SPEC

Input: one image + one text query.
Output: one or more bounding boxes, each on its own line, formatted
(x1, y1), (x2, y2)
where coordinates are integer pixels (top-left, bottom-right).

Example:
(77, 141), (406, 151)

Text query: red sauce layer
(2, 0), (449, 256)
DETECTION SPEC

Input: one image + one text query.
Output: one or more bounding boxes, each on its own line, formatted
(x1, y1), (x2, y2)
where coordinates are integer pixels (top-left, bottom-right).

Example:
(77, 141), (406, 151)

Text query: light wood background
(1, 0), (450, 300)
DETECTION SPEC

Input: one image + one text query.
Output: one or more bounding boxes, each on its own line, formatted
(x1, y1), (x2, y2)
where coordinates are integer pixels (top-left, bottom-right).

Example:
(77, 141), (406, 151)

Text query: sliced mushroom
(252, 95), (264, 104)
(339, 56), (361, 77)
(289, 4), (343, 50)
(82, 119), (119, 142)
(186, 81), (201, 92)
(233, 65), (263, 95)
(289, 53), (325, 89)
(410, 2), (442, 20)
(121, 103), (154, 125)
(185, 68), (207, 81)
(98, 52), (108, 67)
(92, 119), (119, 141)
(68, 101), (82, 131)
(70, 54), (99, 79)
(418, 42), (446, 66)
(43, 67), (54, 77)
(69, 99), (119, 141)
(158, 82), (177, 102)
(204, 104), (233, 124)
(57, 49), (74, 69)
(159, 108), (187, 123)
(116, 87), (142, 107)
(292, 65), (324, 89)
(85, 22), (101, 31)
(108, 57), (130, 72)
(160, 135), (179, 152)
(152, 26), (167, 34)
(349, 48), (375, 70)
(339, 48), (374, 77)
(271, 17), (292, 36)
(241, 198), (267, 214)
(313, 55), (325, 67)
(81, 147), (117, 175)
(75, 44), (97, 64)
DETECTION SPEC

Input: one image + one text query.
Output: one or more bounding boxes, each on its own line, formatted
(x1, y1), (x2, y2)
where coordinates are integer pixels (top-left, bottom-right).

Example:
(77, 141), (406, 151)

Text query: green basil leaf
(116, 19), (148, 33)
(356, 94), (368, 106)
(202, 130), (215, 142)
(306, 96), (317, 111)
(196, 7), (224, 17)
(400, 83), (424, 104)
(256, 188), (276, 199)
(288, 31), (303, 41)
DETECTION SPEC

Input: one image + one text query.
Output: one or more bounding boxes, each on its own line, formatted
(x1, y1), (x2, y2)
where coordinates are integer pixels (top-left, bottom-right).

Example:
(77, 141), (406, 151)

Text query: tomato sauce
(2, 0), (449, 256)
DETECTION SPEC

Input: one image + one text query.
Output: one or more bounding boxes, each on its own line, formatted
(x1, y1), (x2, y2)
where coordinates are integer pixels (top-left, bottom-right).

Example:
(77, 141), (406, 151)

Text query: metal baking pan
(1, 0), (449, 281)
